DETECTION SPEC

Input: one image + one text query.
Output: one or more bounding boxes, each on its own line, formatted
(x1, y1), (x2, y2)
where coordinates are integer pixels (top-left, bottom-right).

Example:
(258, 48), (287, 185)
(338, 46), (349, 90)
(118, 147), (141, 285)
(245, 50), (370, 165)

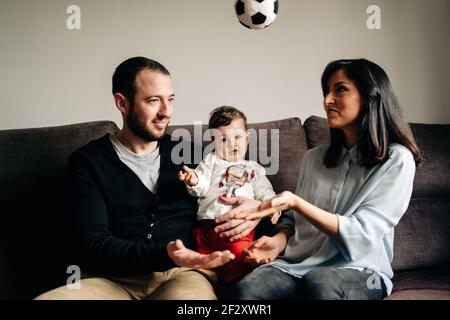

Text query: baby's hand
(178, 165), (199, 187)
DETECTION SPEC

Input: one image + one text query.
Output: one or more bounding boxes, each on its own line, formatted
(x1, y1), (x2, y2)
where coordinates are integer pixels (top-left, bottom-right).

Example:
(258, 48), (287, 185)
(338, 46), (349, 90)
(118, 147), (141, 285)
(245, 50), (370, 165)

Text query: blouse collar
(337, 144), (360, 165)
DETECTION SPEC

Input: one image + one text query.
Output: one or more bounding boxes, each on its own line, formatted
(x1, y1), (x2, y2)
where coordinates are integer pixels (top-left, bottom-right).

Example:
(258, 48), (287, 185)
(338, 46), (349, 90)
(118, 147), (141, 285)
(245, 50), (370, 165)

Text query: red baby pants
(193, 220), (255, 283)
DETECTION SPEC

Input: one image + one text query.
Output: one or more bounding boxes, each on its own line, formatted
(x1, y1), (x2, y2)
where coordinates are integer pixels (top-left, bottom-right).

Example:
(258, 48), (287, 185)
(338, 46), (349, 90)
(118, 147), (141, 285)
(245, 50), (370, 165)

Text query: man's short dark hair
(208, 106), (248, 130)
(112, 57), (170, 105)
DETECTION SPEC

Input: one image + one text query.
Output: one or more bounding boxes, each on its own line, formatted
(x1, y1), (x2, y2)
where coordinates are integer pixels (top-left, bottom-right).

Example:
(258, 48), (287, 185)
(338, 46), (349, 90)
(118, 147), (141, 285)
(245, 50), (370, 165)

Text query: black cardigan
(67, 134), (199, 275)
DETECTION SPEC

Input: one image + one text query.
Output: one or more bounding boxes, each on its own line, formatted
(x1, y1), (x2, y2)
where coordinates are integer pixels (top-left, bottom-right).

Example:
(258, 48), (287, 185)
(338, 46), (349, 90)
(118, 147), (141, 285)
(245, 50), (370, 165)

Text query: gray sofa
(0, 116), (448, 300)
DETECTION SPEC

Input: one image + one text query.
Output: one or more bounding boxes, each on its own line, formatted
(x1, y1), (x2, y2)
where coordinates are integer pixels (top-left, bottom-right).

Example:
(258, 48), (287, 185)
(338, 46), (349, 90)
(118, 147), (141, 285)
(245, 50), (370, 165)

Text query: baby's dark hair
(208, 106), (248, 130)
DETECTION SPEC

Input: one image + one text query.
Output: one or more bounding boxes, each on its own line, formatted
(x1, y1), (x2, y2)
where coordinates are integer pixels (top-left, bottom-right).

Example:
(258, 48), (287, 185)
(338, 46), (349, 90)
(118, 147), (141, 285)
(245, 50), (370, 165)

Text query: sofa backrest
(166, 117), (308, 195)
(0, 121), (119, 299)
(0, 118), (307, 299)
(166, 118), (309, 239)
(2, 115), (446, 299)
(303, 115), (450, 272)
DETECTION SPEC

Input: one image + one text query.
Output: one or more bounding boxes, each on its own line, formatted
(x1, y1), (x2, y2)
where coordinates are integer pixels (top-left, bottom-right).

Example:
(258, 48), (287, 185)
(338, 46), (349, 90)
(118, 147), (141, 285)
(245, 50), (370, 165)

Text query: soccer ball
(235, 0), (279, 30)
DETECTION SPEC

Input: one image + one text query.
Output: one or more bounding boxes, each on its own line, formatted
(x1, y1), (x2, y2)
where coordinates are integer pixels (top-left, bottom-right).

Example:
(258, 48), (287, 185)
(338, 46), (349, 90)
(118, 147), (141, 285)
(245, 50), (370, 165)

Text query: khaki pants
(34, 267), (217, 300)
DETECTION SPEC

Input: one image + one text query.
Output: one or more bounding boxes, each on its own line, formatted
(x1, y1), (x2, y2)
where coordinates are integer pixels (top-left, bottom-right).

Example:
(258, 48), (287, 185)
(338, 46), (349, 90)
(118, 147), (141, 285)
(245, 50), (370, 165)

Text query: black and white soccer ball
(235, 0), (279, 30)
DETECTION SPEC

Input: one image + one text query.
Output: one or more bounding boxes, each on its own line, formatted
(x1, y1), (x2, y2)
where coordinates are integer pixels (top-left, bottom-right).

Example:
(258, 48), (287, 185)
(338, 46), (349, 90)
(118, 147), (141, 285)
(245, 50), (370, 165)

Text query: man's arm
(68, 152), (173, 275)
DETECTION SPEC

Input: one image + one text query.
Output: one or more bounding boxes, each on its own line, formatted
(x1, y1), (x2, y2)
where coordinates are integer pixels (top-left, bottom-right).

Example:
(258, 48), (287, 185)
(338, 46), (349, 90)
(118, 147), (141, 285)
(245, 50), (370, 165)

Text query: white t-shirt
(109, 134), (160, 194)
(187, 152), (276, 220)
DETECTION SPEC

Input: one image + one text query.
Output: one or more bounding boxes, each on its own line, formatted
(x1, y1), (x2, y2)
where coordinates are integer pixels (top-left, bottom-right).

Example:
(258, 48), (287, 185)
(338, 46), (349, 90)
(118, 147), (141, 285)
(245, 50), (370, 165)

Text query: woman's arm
(292, 194), (341, 243)
(234, 191), (341, 243)
(214, 196), (263, 241)
(237, 147), (416, 259)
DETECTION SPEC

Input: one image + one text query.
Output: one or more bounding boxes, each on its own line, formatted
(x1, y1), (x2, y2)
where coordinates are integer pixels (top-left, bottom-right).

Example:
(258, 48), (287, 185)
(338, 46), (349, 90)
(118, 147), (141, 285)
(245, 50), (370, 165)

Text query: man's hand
(178, 165), (199, 187)
(214, 196), (262, 242)
(243, 236), (281, 266)
(167, 239), (235, 269)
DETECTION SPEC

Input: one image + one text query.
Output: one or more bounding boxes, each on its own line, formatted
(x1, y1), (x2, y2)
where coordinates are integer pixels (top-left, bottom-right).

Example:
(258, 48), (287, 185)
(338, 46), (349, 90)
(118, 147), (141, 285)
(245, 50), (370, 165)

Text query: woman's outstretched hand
(233, 191), (297, 222)
(166, 239), (235, 269)
(214, 196), (262, 242)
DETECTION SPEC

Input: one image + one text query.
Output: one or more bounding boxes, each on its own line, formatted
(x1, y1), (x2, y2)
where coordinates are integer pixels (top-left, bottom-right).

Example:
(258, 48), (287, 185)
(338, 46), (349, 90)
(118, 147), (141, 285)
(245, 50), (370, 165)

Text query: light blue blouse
(263, 143), (416, 295)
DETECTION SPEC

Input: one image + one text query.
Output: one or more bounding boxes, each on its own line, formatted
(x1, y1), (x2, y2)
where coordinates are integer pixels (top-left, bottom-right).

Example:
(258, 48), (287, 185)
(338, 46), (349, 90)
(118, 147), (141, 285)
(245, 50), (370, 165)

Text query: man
(35, 57), (260, 300)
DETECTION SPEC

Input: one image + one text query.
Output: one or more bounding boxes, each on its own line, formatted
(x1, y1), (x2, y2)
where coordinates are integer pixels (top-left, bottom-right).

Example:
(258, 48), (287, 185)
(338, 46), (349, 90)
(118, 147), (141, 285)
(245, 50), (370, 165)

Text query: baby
(177, 106), (279, 283)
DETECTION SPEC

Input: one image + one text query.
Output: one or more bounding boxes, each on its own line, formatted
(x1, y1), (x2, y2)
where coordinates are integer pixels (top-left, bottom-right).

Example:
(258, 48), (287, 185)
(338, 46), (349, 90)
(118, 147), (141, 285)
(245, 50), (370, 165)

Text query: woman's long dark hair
(321, 59), (422, 168)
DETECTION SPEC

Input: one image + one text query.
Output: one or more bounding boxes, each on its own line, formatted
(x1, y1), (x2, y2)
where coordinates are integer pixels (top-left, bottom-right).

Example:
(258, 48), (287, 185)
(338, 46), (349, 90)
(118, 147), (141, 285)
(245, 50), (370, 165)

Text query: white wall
(0, 0), (449, 130)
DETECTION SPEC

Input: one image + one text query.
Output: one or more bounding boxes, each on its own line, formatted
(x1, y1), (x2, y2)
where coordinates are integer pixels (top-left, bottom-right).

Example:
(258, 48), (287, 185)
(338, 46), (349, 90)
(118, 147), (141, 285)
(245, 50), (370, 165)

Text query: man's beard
(127, 105), (169, 142)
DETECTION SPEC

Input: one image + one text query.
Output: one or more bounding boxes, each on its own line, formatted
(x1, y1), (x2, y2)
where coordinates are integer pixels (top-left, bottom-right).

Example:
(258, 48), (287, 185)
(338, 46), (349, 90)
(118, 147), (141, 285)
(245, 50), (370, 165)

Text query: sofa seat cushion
(386, 269), (450, 300)
(0, 221), (71, 300)
(386, 289), (450, 300)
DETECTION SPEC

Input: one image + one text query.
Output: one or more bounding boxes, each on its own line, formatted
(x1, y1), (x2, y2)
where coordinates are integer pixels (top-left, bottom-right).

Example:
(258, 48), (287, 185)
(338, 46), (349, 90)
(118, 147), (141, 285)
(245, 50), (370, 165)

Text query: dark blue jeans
(231, 266), (387, 300)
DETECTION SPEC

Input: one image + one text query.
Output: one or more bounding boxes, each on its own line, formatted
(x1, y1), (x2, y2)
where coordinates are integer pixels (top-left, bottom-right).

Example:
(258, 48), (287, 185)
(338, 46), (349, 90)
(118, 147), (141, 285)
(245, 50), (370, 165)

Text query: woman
(230, 59), (422, 300)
